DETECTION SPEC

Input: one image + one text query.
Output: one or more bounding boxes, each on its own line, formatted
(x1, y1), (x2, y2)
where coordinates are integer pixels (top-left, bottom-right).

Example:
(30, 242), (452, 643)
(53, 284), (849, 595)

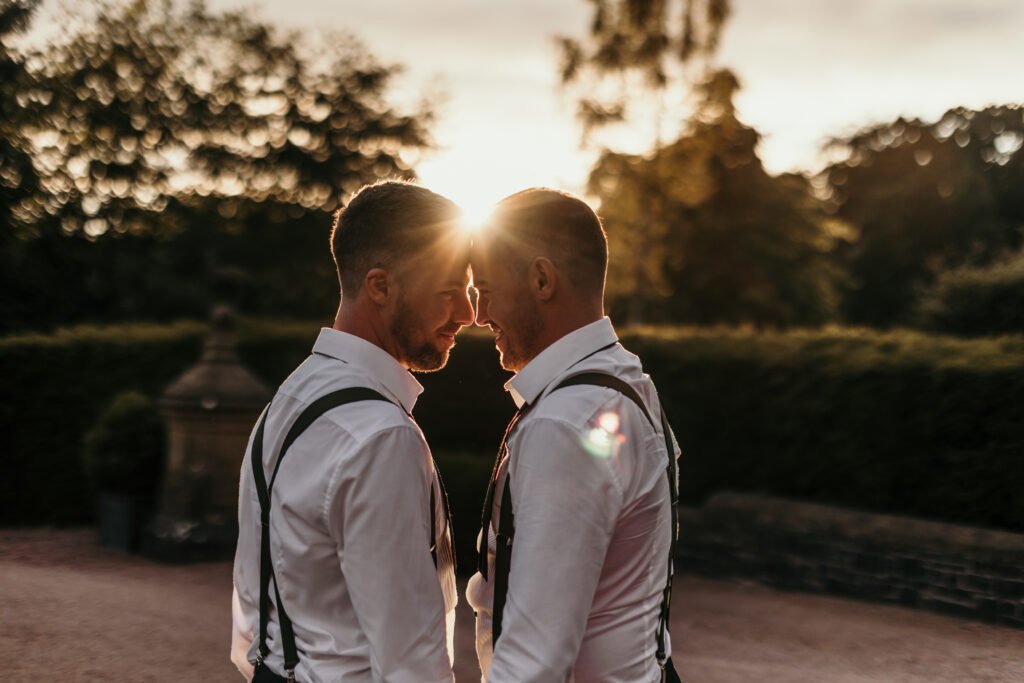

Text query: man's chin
(406, 344), (450, 373)
(496, 346), (523, 373)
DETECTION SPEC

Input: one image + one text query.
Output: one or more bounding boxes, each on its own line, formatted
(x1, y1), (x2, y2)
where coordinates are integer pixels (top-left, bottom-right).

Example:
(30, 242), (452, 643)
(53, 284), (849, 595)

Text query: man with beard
(467, 188), (682, 682)
(231, 181), (472, 683)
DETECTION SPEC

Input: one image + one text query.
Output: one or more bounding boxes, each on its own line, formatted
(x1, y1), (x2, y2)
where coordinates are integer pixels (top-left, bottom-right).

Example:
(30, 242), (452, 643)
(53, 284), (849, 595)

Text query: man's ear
(529, 257), (558, 302)
(364, 267), (391, 305)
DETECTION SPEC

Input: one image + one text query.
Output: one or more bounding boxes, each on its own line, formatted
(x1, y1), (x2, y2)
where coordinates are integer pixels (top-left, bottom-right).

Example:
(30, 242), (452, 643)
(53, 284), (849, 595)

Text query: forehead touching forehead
(469, 237), (497, 283)
(475, 187), (608, 292)
(331, 180), (464, 294)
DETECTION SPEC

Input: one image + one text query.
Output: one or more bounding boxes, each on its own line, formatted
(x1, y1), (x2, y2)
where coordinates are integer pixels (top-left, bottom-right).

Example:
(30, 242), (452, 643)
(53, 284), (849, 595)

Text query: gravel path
(1, 528), (1021, 682)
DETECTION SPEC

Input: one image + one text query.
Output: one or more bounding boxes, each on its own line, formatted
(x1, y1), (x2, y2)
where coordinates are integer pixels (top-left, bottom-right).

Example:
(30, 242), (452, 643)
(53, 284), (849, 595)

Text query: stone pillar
(145, 307), (272, 561)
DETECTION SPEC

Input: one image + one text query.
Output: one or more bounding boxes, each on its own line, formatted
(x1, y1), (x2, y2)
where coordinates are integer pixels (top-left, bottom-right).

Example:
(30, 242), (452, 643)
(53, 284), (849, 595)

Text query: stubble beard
(391, 295), (449, 373)
(497, 298), (543, 373)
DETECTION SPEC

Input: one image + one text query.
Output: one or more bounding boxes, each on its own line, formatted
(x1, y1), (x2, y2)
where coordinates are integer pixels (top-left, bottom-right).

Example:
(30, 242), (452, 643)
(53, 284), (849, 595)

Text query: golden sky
(71, 0), (1024, 219)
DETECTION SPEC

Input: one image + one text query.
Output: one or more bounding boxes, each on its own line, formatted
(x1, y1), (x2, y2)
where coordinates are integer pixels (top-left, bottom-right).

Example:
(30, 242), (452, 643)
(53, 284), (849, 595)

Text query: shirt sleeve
(327, 425), (454, 683)
(230, 586), (255, 682)
(231, 429), (259, 681)
(487, 416), (624, 682)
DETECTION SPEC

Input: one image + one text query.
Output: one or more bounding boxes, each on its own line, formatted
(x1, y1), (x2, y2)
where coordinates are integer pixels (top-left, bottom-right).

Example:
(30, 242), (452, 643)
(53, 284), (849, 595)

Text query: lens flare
(598, 411), (620, 434)
(581, 410), (625, 459)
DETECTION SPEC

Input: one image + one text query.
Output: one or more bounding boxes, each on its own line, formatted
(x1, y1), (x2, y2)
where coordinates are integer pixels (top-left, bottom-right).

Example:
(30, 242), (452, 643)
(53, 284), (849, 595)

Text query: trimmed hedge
(623, 326), (1024, 532)
(2, 321), (1022, 537)
(1, 322), (207, 525)
(0, 320), (513, 526)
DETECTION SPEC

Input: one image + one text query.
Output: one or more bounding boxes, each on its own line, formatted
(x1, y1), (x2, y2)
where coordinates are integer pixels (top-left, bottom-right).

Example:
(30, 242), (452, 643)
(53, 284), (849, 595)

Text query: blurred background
(1, 0), (1023, 680)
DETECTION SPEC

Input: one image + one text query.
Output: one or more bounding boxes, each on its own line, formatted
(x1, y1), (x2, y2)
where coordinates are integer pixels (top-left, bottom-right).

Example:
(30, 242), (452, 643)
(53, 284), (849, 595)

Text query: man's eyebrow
(442, 279), (468, 287)
(472, 278), (489, 286)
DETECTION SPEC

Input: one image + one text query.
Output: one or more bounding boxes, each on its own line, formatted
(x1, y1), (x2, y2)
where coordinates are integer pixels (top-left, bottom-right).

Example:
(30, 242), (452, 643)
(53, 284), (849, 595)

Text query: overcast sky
(49, 0), (1024, 217)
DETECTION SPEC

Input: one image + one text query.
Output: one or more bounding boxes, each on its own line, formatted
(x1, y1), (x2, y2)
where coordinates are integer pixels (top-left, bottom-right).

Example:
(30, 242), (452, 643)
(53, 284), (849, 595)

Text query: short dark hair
(331, 180), (461, 295)
(484, 188), (608, 294)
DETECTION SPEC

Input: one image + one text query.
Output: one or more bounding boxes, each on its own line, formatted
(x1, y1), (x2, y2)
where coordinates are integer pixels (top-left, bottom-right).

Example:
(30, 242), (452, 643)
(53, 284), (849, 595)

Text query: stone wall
(677, 493), (1024, 628)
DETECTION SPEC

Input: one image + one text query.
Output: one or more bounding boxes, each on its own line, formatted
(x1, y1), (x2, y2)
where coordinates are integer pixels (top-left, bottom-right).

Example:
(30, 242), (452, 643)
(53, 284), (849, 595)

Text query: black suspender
(250, 387), (452, 682)
(484, 372), (682, 682)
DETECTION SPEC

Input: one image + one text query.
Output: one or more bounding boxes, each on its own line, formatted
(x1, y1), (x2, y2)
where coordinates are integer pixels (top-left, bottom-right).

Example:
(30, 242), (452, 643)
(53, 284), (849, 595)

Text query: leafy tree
(0, 0), (43, 328)
(591, 70), (846, 326)
(3, 0), (434, 332)
(558, 0), (730, 139)
(821, 106), (1024, 327)
(560, 1), (842, 325)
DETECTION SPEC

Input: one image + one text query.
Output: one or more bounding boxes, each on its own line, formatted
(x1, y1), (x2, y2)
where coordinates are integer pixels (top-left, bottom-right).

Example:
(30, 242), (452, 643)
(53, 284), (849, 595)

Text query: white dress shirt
(467, 317), (679, 683)
(232, 328), (456, 683)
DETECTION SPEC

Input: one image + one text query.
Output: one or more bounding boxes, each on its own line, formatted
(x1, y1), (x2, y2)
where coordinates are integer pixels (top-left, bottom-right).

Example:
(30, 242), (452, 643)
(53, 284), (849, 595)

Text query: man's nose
(474, 296), (489, 327)
(453, 290), (474, 327)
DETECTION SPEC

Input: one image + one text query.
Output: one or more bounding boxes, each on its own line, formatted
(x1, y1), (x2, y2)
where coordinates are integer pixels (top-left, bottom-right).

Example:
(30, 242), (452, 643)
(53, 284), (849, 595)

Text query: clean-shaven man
(467, 188), (682, 682)
(231, 181), (473, 682)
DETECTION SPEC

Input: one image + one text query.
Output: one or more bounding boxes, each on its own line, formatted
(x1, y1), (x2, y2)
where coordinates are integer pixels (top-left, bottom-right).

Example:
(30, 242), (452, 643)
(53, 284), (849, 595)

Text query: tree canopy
(821, 105), (1024, 327)
(559, 0), (730, 140)
(591, 70), (846, 326)
(1, 0), (434, 332)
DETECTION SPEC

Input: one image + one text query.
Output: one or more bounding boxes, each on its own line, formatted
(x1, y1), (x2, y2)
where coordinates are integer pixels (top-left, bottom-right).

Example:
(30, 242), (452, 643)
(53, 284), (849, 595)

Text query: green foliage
(559, 0), (731, 138)
(82, 390), (164, 495)
(5, 320), (1023, 537)
(0, 321), (207, 522)
(592, 71), (847, 326)
(1, 0), (42, 327)
(0, 320), (513, 525)
(622, 326), (1024, 532)
(0, 0), (434, 333)
(821, 105), (1024, 327)
(916, 249), (1024, 336)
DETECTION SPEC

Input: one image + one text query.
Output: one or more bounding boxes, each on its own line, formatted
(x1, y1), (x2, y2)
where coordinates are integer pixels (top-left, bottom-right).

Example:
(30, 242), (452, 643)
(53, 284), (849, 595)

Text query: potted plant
(82, 391), (165, 551)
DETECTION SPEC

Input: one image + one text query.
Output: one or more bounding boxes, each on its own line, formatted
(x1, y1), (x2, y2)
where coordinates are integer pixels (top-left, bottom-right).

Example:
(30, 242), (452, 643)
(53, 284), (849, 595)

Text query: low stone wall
(677, 493), (1024, 628)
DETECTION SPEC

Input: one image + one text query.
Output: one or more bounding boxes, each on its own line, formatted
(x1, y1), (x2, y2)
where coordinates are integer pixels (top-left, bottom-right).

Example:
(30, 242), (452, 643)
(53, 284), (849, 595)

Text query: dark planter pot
(98, 492), (139, 551)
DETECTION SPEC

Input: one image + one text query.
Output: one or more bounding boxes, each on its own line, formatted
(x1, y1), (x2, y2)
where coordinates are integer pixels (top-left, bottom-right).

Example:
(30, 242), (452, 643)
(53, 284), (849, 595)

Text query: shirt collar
(312, 328), (424, 413)
(505, 317), (619, 408)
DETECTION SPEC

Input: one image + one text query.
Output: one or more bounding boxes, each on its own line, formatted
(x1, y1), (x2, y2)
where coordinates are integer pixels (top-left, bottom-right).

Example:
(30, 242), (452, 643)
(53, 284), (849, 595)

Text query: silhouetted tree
(559, 0), (730, 139)
(3, 0), (434, 332)
(592, 70), (846, 326)
(821, 105), (1024, 327)
(0, 0), (44, 328)
(561, 1), (841, 325)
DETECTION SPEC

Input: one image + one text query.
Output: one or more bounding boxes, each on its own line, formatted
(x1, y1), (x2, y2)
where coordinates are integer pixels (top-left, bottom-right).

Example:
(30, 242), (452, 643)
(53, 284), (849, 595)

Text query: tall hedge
(2, 321), (1022, 537)
(623, 327), (1024, 532)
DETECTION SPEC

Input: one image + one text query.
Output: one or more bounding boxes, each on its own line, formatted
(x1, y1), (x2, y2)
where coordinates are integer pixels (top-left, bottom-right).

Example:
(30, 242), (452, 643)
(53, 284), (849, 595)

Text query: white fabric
(232, 328), (456, 683)
(467, 317), (679, 683)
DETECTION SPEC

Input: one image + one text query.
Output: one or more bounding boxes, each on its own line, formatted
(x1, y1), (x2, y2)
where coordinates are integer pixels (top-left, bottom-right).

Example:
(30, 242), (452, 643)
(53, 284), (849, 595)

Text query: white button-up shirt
(232, 328), (456, 683)
(467, 318), (679, 683)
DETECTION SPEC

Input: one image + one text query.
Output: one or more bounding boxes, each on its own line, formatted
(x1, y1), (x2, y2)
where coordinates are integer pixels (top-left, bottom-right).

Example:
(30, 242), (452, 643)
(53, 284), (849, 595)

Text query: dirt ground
(1, 528), (1022, 682)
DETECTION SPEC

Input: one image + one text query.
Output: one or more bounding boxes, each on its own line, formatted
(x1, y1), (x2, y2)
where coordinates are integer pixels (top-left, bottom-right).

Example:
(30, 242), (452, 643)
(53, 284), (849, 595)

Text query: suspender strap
(478, 341), (616, 582)
(429, 471), (454, 568)
(251, 387), (401, 680)
(491, 473), (514, 642)
(477, 407), (531, 580)
(554, 373), (657, 427)
(488, 371), (681, 678)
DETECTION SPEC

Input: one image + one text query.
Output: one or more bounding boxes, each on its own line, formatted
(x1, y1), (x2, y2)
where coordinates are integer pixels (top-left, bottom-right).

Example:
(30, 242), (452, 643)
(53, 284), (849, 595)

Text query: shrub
(916, 249), (1024, 336)
(82, 391), (165, 497)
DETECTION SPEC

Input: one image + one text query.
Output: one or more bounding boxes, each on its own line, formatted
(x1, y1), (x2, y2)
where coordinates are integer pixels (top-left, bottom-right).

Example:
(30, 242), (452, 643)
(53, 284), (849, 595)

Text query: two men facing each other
(231, 182), (682, 682)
